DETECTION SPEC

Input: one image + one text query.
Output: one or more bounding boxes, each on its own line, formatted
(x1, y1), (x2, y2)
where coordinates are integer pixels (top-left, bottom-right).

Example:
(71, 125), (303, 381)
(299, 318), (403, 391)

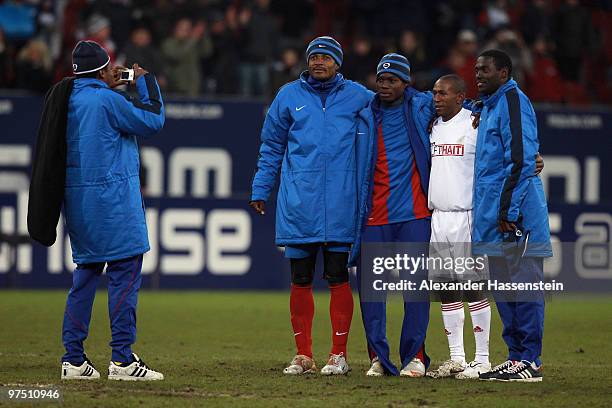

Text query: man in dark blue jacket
(472, 50), (552, 382)
(57, 41), (165, 381)
(250, 36), (372, 376)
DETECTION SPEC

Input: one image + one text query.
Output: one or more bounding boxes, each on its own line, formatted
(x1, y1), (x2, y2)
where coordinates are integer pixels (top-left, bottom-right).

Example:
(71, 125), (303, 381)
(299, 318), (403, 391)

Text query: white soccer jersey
(428, 108), (477, 211)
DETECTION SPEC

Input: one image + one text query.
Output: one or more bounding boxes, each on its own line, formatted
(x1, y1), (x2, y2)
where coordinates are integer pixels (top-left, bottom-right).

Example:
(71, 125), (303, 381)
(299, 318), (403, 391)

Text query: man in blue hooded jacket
(58, 41), (165, 381)
(250, 36), (372, 376)
(472, 50), (552, 382)
(349, 54), (436, 377)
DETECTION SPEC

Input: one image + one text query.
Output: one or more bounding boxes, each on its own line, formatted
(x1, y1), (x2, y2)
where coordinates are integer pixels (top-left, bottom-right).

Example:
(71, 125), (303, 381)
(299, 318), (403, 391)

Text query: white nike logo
(358, 132), (365, 135)
(296, 105), (306, 111)
(294, 332), (302, 336)
(318, 44), (325, 47)
(335, 331), (348, 336)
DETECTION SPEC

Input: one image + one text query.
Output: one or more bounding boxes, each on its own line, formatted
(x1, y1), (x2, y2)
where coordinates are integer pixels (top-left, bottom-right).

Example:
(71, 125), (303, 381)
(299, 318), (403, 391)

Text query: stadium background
(0, 0), (610, 290)
(0, 1), (611, 407)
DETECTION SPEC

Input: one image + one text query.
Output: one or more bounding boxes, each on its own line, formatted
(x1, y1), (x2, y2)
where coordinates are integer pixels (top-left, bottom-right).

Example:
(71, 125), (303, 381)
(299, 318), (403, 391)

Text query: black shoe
(498, 360), (542, 382)
(478, 360), (515, 381)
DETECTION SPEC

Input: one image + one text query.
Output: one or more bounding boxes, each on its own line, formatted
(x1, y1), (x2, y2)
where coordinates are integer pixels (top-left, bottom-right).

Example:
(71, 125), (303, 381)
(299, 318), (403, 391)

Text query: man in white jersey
(426, 75), (492, 379)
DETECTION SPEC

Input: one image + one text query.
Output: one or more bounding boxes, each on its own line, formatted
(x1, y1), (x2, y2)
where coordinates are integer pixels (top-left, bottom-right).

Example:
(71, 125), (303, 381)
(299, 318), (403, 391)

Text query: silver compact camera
(120, 69), (134, 81)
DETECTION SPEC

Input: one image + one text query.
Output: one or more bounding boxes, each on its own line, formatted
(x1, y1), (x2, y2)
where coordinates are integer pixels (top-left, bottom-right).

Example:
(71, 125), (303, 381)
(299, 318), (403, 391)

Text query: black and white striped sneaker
(499, 360), (542, 382)
(61, 357), (100, 380)
(108, 353), (164, 381)
(478, 360), (516, 381)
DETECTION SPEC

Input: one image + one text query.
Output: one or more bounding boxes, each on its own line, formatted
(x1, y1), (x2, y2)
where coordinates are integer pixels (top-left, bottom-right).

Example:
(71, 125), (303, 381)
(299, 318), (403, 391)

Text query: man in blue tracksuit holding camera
(54, 41), (165, 381)
(250, 36), (372, 376)
(471, 50), (552, 382)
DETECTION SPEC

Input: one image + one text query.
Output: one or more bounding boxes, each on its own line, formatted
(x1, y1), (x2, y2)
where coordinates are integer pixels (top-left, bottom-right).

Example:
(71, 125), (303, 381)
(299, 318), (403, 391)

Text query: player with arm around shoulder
(425, 75), (492, 380)
(350, 54), (436, 377)
(472, 50), (552, 383)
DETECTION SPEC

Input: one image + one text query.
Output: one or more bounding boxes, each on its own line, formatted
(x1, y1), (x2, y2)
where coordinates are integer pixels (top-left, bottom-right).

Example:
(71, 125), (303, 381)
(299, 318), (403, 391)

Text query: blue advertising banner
(0, 95), (610, 289)
(0, 196), (289, 289)
(535, 106), (611, 206)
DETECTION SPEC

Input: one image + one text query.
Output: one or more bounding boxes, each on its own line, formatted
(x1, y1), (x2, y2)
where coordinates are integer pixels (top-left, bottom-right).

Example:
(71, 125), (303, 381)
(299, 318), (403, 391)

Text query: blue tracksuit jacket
(250, 72), (373, 245)
(65, 74), (164, 264)
(348, 88), (436, 266)
(472, 80), (552, 257)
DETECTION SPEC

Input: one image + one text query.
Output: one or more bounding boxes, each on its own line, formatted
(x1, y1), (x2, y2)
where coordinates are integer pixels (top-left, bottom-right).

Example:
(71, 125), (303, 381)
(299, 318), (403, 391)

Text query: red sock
(415, 344), (425, 363)
(329, 282), (354, 356)
(290, 284), (314, 358)
(367, 345), (377, 362)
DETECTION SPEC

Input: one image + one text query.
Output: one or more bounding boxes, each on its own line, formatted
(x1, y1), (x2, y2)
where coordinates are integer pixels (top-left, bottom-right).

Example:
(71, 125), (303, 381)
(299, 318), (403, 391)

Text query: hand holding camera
(119, 68), (134, 82)
(112, 63), (149, 87)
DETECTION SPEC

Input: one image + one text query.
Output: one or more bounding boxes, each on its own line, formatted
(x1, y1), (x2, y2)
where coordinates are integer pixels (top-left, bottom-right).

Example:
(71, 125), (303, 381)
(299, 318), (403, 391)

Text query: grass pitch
(0, 290), (610, 407)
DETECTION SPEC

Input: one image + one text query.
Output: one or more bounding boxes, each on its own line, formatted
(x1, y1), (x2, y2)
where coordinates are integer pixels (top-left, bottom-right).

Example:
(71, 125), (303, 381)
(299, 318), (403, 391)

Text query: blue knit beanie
(306, 36), (343, 67)
(72, 40), (110, 75)
(376, 53), (411, 83)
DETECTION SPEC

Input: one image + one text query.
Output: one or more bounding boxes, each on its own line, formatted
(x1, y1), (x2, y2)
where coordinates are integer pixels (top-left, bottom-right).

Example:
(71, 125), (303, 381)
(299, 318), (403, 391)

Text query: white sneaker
(320, 352), (350, 375)
(283, 354), (316, 375)
(61, 358), (100, 380)
(456, 360), (491, 379)
(366, 357), (385, 377)
(108, 353), (164, 381)
(400, 358), (426, 377)
(426, 359), (466, 378)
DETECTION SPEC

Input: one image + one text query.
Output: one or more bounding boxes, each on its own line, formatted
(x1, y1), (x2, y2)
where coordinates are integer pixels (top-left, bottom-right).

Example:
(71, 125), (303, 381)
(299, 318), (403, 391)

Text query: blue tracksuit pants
(489, 256), (545, 366)
(357, 218), (431, 376)
(62, 254), (143, 364)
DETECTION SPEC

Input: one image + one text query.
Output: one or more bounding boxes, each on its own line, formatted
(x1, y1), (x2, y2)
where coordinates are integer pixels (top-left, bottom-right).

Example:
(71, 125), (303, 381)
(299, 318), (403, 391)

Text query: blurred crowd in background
(0, 0), (611, 104)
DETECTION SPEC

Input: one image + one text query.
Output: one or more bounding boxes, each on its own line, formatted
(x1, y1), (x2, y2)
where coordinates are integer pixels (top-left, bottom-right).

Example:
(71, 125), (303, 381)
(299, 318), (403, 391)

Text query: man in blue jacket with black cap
(52, 40), (165, 381)
(350, 53), (436, 377)
(250, 36), (372, 376)
(471, 50), (552, 382)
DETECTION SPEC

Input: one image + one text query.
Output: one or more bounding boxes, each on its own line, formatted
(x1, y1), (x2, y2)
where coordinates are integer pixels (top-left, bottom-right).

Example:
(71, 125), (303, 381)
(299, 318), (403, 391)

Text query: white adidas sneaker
(320, 353), (350, 375)
(283, 354), (317, 375)
(107, 353), (164, 381)
(456, 360), (491, 379)
(426, 359), (466, 378)
(61, 358), (100, 380)
(366, 357), (385, 377)
(400, 358), (426, 377)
